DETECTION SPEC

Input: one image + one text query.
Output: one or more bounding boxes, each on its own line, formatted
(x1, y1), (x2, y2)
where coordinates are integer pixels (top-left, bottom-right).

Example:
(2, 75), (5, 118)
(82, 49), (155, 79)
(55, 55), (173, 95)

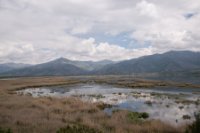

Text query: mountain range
(95, 50), (200, 75)
(0, 51), (200, 77)
(0, 63), (30, 73)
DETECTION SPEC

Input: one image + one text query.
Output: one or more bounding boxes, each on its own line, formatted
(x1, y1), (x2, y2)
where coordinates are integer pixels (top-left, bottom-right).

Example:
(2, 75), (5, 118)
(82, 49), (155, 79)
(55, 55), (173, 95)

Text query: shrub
(127, 111), (149, 122)
(96, 103), (112, 110)
(185, 113), (200, 133)
(0, 128), (12, 133)
(140, 112), (149, 119)
(183, 115), (191, 120)
(88, 94), (105, 99)
(144, 101), (152, 106)
(56, 125), (102, 133)
(112, 109), (120, 114)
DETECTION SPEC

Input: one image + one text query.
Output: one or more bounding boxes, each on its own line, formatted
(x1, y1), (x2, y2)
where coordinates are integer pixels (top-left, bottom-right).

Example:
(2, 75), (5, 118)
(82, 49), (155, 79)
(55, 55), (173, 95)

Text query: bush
(127, 111), (149, 122)
(0, 128), (12, 133)
(96, 103), (112, 110)
(183, 115), (191, 120)
(56, 125), (102, 133)
(185, 113), (200, 133)
(140, 112), (149, 119)
(144, 101), (152, 106)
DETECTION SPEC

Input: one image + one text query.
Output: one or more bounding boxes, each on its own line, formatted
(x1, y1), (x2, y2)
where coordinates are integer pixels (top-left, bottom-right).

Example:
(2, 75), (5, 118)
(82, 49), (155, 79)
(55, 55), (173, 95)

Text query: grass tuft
(56, 125), (102, 133)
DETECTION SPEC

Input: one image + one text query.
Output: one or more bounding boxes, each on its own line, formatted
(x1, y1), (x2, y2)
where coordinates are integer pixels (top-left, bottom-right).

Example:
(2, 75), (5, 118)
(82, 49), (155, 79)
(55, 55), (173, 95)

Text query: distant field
(0, 76), (199, 133)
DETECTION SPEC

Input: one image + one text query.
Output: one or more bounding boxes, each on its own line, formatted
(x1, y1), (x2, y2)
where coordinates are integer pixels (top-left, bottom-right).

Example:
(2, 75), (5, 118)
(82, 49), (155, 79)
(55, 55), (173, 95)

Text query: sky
(0, 0), (200, 64)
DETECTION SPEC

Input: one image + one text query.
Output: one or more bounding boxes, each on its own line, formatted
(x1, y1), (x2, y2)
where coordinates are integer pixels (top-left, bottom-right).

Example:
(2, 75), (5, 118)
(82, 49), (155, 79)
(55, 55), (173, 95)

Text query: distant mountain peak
(52, 57), (72, 64)
(56, 57), (69, 61)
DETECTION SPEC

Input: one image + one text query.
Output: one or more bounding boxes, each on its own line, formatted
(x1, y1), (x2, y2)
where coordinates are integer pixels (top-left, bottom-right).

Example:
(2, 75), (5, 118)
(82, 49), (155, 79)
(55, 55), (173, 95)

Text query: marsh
(18, 83), (200, 126)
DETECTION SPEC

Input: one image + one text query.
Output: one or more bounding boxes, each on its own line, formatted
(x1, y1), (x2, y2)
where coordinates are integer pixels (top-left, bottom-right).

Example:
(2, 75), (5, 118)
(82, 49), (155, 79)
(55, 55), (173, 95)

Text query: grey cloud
(0, 0), (199, 63)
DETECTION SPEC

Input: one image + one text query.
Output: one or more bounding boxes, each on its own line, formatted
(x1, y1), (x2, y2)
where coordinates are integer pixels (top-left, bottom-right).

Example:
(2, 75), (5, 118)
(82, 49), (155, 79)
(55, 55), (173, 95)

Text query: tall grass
(0, 76), (190, 133)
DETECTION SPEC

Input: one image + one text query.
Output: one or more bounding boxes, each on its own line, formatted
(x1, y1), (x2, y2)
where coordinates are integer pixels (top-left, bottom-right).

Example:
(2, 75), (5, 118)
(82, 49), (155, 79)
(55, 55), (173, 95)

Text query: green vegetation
(185, 113), (200, 133)
(127, 111), (149, 122)
(56, 125), (102, 133)
(0, 128), (12, 133)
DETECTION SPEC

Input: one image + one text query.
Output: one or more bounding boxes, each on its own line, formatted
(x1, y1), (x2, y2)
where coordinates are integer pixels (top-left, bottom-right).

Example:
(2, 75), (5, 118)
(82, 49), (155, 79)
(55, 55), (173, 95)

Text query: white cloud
(136, 0), (159, 18)
(0, 0), (199, 63)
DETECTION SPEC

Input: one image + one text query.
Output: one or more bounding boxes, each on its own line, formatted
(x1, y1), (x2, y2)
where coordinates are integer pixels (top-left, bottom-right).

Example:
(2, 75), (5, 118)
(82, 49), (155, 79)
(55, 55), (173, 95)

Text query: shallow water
(17, 84), (200, 125)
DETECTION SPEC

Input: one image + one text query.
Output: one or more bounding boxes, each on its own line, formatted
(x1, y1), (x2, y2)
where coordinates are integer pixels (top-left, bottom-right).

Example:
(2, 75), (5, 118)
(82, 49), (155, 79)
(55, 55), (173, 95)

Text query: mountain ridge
(0, 63), (31, 73)
(94, 50), (200, 75)
(1, 50), (200, 77)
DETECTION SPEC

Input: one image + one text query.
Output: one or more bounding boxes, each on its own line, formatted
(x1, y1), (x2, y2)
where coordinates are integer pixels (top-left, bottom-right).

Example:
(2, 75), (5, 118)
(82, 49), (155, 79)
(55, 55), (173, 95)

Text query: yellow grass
(0, 76), (192, 133)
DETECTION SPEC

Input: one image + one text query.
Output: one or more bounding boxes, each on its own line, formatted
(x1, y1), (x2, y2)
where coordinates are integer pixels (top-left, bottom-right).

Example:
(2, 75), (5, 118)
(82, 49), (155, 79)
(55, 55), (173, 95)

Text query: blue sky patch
(76, 32), (150, 49)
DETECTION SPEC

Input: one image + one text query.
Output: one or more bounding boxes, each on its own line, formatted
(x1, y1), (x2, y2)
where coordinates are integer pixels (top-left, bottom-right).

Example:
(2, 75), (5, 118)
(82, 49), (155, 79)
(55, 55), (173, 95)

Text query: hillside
(0, 63), (30, 73)
(95, 51), (200, 75)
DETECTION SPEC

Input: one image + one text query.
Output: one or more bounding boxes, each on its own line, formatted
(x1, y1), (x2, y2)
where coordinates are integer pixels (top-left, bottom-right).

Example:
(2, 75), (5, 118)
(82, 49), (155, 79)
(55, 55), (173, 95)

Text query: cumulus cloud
(0, 0), (199, 64)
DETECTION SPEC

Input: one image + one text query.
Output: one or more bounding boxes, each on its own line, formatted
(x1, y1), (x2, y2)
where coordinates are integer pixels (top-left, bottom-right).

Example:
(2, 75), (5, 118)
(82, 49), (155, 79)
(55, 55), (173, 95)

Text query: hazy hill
(0, 63), (30, 73)
(0, 58), (114, 76)
(53, 58), (114, 71)
(0, 59), (87, 76)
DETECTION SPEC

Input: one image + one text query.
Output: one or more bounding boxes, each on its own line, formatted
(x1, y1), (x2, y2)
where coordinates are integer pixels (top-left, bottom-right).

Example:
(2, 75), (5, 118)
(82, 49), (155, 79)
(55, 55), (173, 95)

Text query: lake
(17, 83), (200, 125)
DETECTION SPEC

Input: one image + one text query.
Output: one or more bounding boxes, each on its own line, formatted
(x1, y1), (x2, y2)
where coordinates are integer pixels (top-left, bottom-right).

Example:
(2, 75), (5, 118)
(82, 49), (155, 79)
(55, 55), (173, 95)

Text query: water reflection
(17, 84), (200, 125)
